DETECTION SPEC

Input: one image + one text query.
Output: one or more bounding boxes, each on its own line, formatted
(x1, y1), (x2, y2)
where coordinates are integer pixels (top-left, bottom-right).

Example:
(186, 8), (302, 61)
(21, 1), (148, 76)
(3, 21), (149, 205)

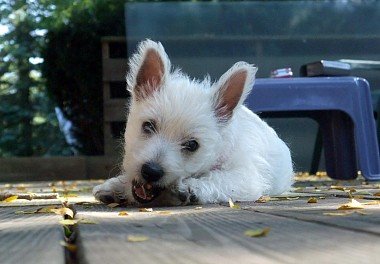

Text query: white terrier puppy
(93, 40), (293, 206)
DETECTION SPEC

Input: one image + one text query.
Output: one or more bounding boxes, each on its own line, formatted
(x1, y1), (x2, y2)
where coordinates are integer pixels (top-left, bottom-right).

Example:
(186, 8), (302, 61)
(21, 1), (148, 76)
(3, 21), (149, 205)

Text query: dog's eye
(182, 139), (199, 152)
(142, 121), (156, 135)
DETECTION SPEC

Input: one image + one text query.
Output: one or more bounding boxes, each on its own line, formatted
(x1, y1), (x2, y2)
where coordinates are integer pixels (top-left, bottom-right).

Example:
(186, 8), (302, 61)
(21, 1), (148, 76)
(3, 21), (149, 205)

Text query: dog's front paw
(156, 186), (199, 206)
(93, 177), (128, 205)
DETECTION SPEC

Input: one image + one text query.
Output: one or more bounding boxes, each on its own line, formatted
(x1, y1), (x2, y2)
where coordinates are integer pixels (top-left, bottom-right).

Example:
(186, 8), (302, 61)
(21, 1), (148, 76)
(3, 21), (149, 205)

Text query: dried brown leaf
(307, 197), (318, 203)
(60, 241), (77, 252)
(323, 211), (354, 216)
(127, 235), (149, 242)
(228, 198), (241, 209)
(59, 219), (78, 226)
(139, 208), (153, 212)
(51, 208), (74, 219)
(256, 196), (270, 203)
(337, 199), (364, 210)
(244, 227), (270, 238)
(107, 203), (119, 208)
(157, 211), (171, 215)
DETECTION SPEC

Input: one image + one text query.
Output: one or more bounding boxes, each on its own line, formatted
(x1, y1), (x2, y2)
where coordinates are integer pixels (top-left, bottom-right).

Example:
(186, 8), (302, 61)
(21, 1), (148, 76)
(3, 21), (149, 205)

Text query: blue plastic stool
(247, 77), (380, 181)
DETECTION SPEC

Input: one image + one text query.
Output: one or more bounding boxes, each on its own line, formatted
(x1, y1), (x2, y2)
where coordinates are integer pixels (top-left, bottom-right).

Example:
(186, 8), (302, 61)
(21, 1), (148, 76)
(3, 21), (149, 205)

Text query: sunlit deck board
(0, 206), (65, 264)
(74, 202), (380, 264)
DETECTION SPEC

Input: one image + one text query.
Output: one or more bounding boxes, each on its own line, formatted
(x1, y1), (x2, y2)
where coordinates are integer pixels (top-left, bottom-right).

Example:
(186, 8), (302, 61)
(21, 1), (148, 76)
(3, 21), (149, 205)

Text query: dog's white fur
(93, 40), (293, 205)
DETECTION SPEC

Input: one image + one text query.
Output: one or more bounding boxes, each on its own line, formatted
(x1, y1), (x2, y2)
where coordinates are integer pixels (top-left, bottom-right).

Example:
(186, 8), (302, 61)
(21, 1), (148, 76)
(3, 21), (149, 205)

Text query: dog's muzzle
(132, 180), (165, 204)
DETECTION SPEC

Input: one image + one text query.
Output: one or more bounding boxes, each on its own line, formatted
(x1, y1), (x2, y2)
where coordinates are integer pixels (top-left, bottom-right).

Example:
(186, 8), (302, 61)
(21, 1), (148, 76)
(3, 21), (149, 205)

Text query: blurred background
(1, 0), (379, 181)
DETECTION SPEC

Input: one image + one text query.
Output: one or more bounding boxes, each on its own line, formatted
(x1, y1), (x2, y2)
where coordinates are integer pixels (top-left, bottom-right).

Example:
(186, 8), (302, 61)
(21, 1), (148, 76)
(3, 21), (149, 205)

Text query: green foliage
(0, 0), (70, 156)
(41, 0), (127, 155)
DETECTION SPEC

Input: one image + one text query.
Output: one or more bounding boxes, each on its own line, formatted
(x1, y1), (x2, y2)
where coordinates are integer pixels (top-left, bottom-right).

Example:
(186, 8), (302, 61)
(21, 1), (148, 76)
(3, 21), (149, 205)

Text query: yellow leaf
(59, 219), (78, 226)
(16, 186), (26, 191)
(256, 196), (270, 203)
(323, 211), (354, 216)
(78, 219), (97, 224)
(244, 227), (270, 238)
(63, 193), (78, 198)
(51, 208), (74, 219)
(37, 206), (58, 213)
(361, 200), (380, 206)
(307, 197), (318, 203)
(60, 241), (77, 252)
(118, 211), (129, 216)
(3, 195), (18, 202)
(228, 198), (241, 209)
(15, 210), (37, 214)
(286, 197), (300, 201)
(127, 235), (149, 242)
(157, 211), (171, 215)
(337, 199), (364, 210)
(330, 186), (346, 191)
(107, 203), (119, 208)
(139, 208), (153, 212)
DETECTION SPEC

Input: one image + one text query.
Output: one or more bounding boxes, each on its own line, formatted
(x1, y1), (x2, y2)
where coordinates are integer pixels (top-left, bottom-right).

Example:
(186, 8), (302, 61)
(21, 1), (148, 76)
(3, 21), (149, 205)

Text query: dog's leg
(92, 175), (129, 204)
(181, 170), (264, 204)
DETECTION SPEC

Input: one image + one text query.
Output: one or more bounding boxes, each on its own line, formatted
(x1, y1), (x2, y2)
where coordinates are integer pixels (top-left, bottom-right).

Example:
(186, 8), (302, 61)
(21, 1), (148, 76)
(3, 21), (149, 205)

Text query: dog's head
(123, 40), (257, 204)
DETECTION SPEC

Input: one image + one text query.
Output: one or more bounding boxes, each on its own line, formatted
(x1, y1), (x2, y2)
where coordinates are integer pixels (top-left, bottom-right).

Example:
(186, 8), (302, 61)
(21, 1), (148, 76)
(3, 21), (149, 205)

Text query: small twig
(0, 192), (59, 201)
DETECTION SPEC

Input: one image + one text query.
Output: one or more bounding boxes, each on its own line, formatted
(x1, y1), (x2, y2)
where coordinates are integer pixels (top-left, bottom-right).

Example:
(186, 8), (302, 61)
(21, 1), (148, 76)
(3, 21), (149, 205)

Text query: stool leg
(310, 126), (323, 175)
(316, 111), (357, 180)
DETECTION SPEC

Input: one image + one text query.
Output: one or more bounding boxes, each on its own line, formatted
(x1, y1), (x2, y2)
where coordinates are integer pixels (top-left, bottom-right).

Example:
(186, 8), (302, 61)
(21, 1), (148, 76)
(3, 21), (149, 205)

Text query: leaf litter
(244, 227), (270, 238)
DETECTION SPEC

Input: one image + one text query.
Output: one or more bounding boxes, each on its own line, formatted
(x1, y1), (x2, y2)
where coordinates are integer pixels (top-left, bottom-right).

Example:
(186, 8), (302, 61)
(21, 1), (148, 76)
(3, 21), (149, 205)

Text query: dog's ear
(213, 62), (257, 122)
(127, 39), (170, 101)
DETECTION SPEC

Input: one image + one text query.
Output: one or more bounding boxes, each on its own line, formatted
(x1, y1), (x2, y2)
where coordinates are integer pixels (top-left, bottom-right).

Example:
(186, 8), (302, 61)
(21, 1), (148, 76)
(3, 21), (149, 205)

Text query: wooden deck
(1, 176), (380, 264)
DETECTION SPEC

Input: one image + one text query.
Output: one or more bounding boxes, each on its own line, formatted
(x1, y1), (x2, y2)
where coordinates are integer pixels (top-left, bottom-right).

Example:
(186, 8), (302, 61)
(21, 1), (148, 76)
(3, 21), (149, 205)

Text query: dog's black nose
(141, 162), (164, 182)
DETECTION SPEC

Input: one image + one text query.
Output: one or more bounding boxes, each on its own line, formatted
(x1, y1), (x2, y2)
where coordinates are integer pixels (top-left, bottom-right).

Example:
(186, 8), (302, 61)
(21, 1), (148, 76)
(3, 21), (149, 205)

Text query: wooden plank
(102, 59), (128, 82)
(242, 196), (380, 235)
(0, 157), (119, 182)
(104, 99), (127, 122)
(74, 204), (380, 264)
(0, 206), (65, 264)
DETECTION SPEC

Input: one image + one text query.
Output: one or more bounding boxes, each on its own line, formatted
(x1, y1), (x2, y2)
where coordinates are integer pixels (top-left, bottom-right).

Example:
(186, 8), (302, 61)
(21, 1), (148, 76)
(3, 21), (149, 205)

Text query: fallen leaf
(361, 200), (380, 206)
(63, 193), (78, 198)
(59, 219), (78, 226)
(323, 211), (354, 216)
(51, 208), (74, 219)
(307, 197), (318, 203)
(16, 186), (27, 191)
(118, 211), (129, 216)
(107, 203), (119, 208)
(139, 208), (153, 212)
(353, 190), (372, 195)
(337, 199), (364, 210)
(60, 241), (77, 252)
(3, 195), (18, 202)
(15, 210), (37, 214)
(127, 235), (149, 242)
(228, 198), (241, 209)
(37, 206), (58, 213)
(330, 186), (346, 191)
(244, 227), (270, 238)
(157, 211), (171, 215)
(256, 196), (270, 203)
(373, 192), (380, 197)
(194, 206), (202, 210)
(285, 197), (300, 201)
